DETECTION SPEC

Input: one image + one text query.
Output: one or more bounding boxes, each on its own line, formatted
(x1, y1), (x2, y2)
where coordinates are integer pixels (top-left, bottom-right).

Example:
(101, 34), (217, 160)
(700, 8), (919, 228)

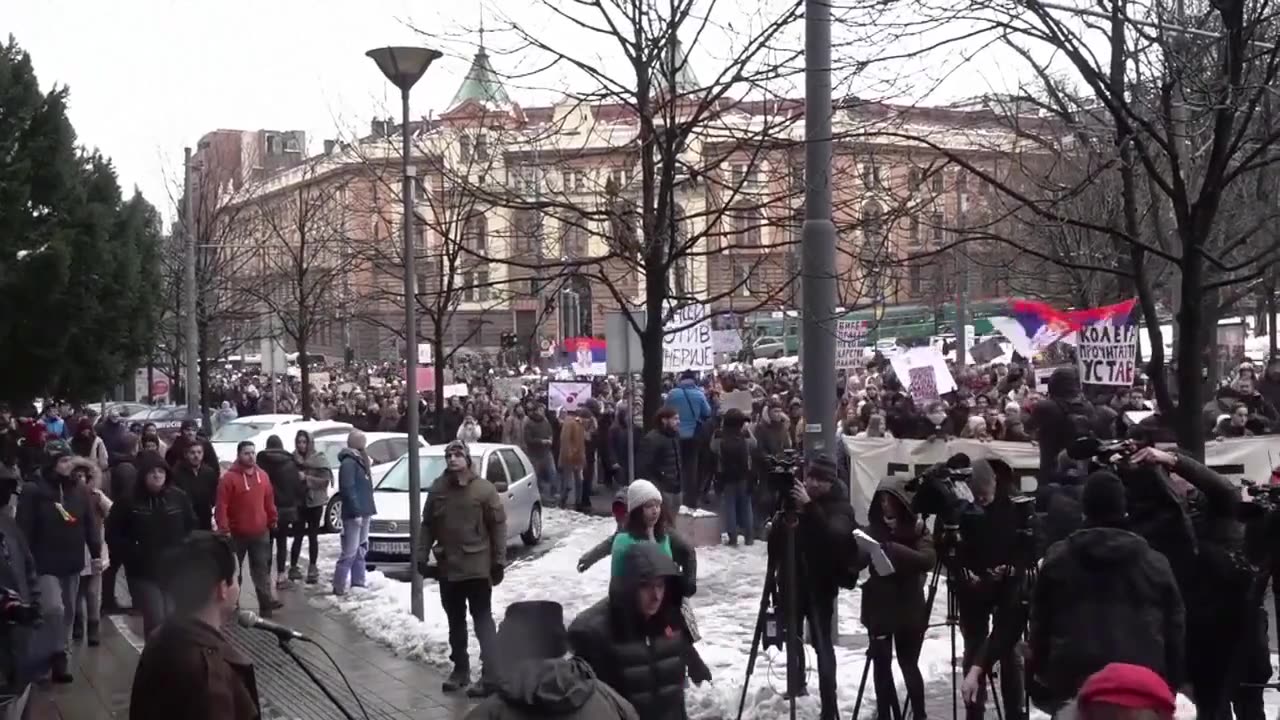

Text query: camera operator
(953, 459), (1026, 720)
(768, 454), (858, 720)
(1021, 470), (1184, 714)
(1128, 446), (1267, 720)
(861, 473), (936, 720)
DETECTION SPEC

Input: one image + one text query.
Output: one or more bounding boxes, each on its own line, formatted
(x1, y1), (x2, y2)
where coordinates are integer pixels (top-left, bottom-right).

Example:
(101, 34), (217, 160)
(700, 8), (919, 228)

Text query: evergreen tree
(0, 36), (158, 403)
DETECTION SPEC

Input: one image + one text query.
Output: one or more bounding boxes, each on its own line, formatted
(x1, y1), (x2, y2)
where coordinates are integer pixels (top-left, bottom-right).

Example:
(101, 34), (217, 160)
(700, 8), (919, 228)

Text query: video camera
(0, 589), (38, 627)
(763, 450), (803, 511)
(1067, 436), (1139, 471)
(905, 452), (972, 519)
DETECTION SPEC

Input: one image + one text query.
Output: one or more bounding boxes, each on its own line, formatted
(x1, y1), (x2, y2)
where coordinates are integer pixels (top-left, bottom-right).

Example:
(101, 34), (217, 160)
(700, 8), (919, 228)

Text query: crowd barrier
(841, 435), (1280, 525)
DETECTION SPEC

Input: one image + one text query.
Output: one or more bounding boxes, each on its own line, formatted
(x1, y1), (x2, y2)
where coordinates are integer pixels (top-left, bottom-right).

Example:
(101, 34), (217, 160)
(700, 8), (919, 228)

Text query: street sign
(150, 379), (170, 399)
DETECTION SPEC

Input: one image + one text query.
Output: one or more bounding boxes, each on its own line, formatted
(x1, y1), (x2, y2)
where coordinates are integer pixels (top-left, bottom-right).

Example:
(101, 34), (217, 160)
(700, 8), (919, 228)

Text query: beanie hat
(44, 440), (72, 463)
(1082, 471), (1127, 525)
(627, 479), (663, 512)
(136, 451), (169, 483)
(444, 440), (472, 467)
(1078, 663), (1175, 715)
(808, 454), (839, 483)
(496, 601), (568, 669)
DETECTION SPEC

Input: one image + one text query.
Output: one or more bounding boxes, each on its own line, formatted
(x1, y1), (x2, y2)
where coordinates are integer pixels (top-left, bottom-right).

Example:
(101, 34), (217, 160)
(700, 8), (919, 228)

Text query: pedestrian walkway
(28, 567), (473, 719)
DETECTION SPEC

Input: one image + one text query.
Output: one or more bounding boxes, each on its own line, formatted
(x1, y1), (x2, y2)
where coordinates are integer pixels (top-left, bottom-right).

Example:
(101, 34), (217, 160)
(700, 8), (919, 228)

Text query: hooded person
(291, 430), (332, 585)
(256, 435), (303, 589)
(463, 601), (639, 720)
(860, 474), (935, 720)
(106, 450), (198, 638)
(1030, 368), (1096, 483)
(1025, 471), (1184, 713)
(69, 417), (109, 471)
(568, 543), (692, 720)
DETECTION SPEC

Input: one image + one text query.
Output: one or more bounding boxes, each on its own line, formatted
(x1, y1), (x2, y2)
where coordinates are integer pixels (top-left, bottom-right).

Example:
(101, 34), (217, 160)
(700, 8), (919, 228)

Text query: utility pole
(954, 176), (969, 365)
(183, 147), (201, 425)
(800, 0), (837, 461)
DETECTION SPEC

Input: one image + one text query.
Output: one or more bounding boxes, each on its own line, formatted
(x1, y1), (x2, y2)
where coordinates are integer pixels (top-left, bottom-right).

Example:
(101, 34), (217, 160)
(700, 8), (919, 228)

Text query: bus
(747, 298), (1016, 352)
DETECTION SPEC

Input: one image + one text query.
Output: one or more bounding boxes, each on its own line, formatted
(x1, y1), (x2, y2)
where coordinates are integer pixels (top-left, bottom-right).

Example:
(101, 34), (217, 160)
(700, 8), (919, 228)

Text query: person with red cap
(1074, 663), (1176, 720)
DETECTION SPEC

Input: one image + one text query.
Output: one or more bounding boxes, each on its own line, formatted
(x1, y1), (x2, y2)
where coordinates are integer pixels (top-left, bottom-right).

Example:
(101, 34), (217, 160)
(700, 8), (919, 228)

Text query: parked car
(127, 406), (204, 443)
(210, 415), (351, 468)
(752, 335), (788, 359)
(312, 433), (428, 532)
(364, 443), (543, 570)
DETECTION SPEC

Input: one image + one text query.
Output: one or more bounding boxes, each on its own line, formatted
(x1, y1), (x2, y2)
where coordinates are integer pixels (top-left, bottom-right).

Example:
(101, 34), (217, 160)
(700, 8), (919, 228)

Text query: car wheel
(521, 504), (542, 546)
(325, 498), (343, 533)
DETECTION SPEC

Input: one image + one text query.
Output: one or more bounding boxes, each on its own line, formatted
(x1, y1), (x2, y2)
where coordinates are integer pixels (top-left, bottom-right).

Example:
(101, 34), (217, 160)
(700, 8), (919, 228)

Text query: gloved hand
(490, 563), (505, 587)
(90, 558), (105, 573)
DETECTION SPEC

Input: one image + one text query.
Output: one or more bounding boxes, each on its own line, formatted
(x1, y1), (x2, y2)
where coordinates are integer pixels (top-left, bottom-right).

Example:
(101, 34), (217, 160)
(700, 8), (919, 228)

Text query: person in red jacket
(215, 441), (281, 617)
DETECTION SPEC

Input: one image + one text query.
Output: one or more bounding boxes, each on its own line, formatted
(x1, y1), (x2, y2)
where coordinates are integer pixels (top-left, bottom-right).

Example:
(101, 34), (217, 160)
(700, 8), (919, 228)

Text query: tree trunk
(196, 320), (211, 432)
(434, 331), (446, 444)
(1175, 236), (1207, 460)
(299, 334), (312, 420)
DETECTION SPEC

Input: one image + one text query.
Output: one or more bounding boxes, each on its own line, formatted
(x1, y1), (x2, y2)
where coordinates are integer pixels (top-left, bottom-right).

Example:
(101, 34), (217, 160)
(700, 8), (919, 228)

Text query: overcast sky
(3, 0), (1086, 225)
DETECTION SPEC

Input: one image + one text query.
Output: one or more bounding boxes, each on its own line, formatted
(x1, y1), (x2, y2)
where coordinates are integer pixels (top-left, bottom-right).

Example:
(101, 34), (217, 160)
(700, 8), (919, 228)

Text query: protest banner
(309, 371), (331, 388)
(417, 343), (433, 365)
(566, 337), (607, 376)
(888, 347), (956, 404)
(835, 319), (868, 369)
(548, 381), (593, 411)
(720, 389), (754, 414)
(842, 435), (1279, 525)
(1077, 321), (1138, 385)
(442, 383), (469, 399)
(492, 377), (525, 402)
(663, 303), (714, 371)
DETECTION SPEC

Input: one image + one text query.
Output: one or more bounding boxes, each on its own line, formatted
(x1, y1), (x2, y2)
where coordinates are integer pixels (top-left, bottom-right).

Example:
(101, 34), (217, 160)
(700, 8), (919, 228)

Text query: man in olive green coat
(418, 440), (507, 697)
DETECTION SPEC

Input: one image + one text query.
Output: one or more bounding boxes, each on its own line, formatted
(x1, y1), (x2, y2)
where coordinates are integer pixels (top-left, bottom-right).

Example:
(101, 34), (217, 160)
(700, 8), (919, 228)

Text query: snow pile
(310, 509), (964, 719)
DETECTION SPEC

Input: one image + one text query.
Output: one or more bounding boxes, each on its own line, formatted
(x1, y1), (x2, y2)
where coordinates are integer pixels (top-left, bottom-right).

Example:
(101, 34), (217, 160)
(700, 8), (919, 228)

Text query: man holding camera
(768, 454), (858, 720)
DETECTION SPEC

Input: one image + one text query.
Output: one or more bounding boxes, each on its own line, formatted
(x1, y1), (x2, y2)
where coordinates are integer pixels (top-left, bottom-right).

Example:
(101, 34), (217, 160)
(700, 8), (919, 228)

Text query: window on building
(463, 271), (490, 302)
(266, 134), (281, 155)
(562, 170), (573, 192)
(862, 201), (884, 245)
(463, 215), (487, 254)
(609, 168), (623, 188)
(909, 168), (922, 190)
(562, 218), (589, 257)
(931, 171), (944, 193)
(574, 170), (587, 192)
(474, 134), (489, 162)
(414, 176), (428, 200)
(909, 217), (920, 244)
(459, 136), (472, 164)
(674, 256), (691, 295)
(861, 161), (880, 189)
(931, 213), (944, 243)
(732, 257), (751, 297)
(731, 206), (762, 246)
(957, 169), (969, 191)
(514, 210), (540, 253)
(909, 264), (923, 295)
(623, 164), (635, 186)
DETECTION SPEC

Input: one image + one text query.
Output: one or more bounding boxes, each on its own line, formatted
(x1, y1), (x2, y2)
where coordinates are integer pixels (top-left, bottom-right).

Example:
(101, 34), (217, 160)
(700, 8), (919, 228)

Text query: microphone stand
(276, 637), (358, 720)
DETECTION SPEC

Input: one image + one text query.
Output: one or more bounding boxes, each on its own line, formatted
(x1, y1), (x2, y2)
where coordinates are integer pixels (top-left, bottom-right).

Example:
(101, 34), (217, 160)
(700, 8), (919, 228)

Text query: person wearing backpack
(711, 409), (755, 546)
(666, 370), (710, 509)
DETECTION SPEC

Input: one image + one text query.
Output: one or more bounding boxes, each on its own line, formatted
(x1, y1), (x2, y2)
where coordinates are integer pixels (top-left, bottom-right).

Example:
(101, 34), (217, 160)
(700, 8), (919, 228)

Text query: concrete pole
(400, 88), (425, 621)
(800, 0), (837, 460)
(183, 147), (201, 424)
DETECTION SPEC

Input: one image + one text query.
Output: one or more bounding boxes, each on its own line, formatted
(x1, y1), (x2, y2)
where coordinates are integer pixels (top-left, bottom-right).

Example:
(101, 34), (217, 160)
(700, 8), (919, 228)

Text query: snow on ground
(311, 508), (962, 720)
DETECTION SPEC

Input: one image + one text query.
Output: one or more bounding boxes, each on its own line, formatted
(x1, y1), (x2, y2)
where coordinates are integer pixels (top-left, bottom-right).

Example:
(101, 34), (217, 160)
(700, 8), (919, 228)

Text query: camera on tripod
(906, 453), (973, 546)
(764, 449), (803, 512)
(0, 589), (38, 626)
(1067, 436), (1139, 470)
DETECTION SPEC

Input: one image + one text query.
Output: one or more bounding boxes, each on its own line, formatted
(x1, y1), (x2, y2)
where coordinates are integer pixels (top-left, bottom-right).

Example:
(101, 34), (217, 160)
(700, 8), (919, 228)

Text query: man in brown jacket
(130, 531), (260, 720)
(558, 412), (587, 510)
(418, 440), (508, 698)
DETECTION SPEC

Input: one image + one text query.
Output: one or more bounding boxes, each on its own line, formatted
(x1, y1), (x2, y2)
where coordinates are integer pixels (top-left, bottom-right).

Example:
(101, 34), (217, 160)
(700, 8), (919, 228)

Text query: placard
(492, 377), (525, 402)
(835, 319), (868, 369)
(1077, 322), (1138, 385)
(907, 366), (939, 403)
(888, 347), (957, 400)
(663, 303), (714, 371)
(548, 381), (593, 412)
(417, 343), (433, 365)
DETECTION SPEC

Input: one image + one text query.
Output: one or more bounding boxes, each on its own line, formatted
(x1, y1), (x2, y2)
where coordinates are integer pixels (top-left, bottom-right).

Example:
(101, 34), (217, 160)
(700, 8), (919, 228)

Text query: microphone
(237, 609), (307, 641)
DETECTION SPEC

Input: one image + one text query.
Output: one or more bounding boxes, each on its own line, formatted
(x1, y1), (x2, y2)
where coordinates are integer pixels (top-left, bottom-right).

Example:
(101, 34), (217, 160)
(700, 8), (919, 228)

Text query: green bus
(747, 298), (1014, 354)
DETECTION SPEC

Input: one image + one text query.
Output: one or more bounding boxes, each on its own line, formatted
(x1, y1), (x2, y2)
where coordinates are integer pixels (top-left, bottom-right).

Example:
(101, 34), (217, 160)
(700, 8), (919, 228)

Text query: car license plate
(370, 541), (410, 555)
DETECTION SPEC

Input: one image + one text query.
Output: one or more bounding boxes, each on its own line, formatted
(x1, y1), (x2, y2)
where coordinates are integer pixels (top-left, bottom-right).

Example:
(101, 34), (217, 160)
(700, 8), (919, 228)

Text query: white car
(312, 433), (427, 532)
(211, 416), (352, 468)
(364, 443), (544, 570)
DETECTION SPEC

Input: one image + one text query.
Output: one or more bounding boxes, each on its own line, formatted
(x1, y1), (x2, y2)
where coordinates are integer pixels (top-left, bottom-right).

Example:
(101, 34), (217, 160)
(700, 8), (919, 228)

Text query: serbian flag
(565, 337), (606, 376)
(989, 299), (1137, 358)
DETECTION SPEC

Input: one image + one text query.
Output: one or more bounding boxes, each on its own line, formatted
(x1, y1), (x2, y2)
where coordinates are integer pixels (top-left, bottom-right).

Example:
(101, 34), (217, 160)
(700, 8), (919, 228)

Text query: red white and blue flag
(564, 337), (607, 376)
(990, 299), (1137, 358)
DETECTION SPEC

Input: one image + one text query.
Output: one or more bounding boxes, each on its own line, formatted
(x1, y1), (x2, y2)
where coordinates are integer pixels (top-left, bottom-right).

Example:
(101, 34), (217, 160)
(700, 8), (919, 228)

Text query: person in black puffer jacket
(568, 542), (691, 720)
(1027, 471), (1184, 714)
(257, 435), (303, 588)
(1029, 368), (1095, 483)
(17, 441), (103, 684)
(638, 408), (682, 507)
(170, 441), (219, 531)
(105, 451), (197, 637)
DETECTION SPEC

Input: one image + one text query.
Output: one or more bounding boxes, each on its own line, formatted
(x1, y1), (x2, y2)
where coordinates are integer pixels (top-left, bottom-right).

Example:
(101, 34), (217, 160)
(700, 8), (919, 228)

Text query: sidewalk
(29, 567), (473, 720)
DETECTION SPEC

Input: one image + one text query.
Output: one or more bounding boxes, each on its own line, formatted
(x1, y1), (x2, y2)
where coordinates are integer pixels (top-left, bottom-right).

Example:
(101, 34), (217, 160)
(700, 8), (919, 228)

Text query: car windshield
(377, 455), (479, 491)
(211, 422), (277, 443)
(313, 441), (345, 469)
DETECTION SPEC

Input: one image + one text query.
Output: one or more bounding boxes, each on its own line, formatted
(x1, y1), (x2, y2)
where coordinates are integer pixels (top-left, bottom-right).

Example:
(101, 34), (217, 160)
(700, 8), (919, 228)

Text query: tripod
(736, 509), (837, 720)
(920, 524), (962, 720)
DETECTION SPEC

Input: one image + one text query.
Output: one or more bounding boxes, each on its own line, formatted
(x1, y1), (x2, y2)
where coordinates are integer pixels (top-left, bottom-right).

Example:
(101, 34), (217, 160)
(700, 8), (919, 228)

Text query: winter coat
(164, 436), (220, 476)
(1030, 395), (1095, 481)
(110, 460), (138, 502)
(215, 464), (277, 537)
(1029, 526), (1185, 705)
(106, 481), (197, 580)
(753, 419), (791, 458)
(559, 418), (587, 470)
(16, 471), (101, 576)
(523, 416), (555, 470)
(171, 461), (219, 531)
(568, 543), (691, 720)
(457, 421), (483, 445)
(130, 616), (261, 720)
(710, 431), (754, 490)
(607, 531), (698, 595)
(419, 469), (507, 582)
(859, 478), (935, 633)
(337, 449), (376, 519)
(638, 429), (681, 495)
(502, 415), (526, 449)
(78, 460), (112, 573)
(463, 657), (639, 720)
(0, 512), (40, 689)
(71, 434), (109, 471)
(607, 417), (642, 474)
(666, 381), (711, 440)
(295, 450), (333, 508)
(255, 448), (303, 520)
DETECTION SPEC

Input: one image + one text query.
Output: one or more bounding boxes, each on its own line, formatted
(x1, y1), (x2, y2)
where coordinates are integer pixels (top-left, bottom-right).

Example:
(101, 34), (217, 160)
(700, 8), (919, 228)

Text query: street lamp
(366, 45), (442, 622)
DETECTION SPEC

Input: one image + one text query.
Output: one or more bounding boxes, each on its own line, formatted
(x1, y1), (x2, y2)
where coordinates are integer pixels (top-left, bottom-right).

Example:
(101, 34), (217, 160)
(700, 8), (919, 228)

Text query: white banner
(842, 436), (1280, 526)
(1077, 323), (1138, 386)
(664, 303), (714, 371)
(417, 343), (433, 365)
(835, 319), (868, 369)
(888, 347), (957, 404)
(548, 381), (592, 412)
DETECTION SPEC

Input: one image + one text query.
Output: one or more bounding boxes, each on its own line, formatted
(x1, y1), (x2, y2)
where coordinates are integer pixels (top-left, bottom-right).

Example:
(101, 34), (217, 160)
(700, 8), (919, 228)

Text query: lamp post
(366, 45), (442, 622)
